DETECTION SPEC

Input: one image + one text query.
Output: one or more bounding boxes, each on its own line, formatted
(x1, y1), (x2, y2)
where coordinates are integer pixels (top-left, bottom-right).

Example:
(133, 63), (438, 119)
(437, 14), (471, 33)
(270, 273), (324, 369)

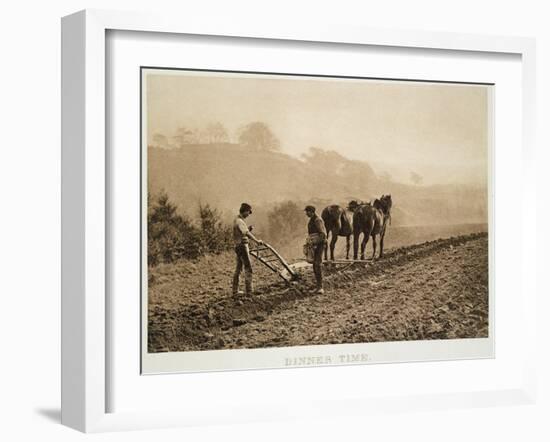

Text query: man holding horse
(232, 202), (263, 297)
(304, 205), (327, 294)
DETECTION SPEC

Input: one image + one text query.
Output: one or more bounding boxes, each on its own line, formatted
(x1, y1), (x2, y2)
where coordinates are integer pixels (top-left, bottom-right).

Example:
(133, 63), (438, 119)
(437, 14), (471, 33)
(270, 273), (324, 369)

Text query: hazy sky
(145, 70), (490, 186)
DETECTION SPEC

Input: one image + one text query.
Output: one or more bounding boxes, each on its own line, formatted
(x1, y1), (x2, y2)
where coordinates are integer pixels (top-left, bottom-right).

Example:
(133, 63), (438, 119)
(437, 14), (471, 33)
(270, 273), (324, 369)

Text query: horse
(321, 205), (353, 260)
(351, 194), (393, 260)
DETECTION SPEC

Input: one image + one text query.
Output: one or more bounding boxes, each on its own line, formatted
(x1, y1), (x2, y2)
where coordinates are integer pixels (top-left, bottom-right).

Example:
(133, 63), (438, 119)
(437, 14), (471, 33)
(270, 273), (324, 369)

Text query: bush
(147, 192), (233, 266)
(267, 201), (304, 245)
(147, 192), (203, 265)
(198, 203), (233, 253)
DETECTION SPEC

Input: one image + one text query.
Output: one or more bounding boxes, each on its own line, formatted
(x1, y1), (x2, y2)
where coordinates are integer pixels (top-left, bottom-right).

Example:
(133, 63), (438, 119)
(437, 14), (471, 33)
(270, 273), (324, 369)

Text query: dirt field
(148, 224), (489, 352)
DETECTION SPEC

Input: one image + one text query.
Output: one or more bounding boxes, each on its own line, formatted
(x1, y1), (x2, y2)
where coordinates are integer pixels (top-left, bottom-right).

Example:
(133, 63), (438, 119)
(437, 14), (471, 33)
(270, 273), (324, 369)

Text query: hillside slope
(148, 143), (487, 226)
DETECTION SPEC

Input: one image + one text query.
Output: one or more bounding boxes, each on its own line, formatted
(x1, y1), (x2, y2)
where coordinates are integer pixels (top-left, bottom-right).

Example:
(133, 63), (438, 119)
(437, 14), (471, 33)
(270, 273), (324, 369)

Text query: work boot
(232, 274), (240, 295)
(315, 272), (323, 295)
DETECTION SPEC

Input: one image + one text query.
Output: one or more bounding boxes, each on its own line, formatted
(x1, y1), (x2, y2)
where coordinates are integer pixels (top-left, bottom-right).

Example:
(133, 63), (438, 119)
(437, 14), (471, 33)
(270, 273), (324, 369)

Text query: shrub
(198, 203), (233, 253)
(267, 201), (304, 245)
(147, 192), (233, 266)
(147, 192), (203, 265)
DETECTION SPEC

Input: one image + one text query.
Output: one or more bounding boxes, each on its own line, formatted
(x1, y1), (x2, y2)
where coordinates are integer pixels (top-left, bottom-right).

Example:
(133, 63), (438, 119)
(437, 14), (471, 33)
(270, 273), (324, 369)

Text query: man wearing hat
(304, 205), (327, 294)
(232, 202), (263, 296)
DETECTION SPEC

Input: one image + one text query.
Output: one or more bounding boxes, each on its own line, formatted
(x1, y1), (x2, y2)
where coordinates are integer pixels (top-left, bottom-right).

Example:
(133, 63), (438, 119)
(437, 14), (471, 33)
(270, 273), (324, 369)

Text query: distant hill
(147, 143), (488, 227)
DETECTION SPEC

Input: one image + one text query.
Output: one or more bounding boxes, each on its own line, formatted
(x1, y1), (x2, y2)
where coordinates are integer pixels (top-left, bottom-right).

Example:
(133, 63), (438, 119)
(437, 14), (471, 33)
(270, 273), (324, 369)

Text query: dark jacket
(308, 214), (327, 243)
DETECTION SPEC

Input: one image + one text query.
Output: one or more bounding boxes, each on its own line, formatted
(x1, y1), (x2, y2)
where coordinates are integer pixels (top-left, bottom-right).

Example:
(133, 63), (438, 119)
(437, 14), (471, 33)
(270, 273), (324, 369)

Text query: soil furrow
(148, 231), (488, 352)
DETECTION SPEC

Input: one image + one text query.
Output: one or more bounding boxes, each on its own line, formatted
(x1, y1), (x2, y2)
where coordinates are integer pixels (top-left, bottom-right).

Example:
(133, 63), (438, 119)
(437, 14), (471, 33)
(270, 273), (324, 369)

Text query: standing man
(304, 205), (327, 294)
(232, 203), (263, 297)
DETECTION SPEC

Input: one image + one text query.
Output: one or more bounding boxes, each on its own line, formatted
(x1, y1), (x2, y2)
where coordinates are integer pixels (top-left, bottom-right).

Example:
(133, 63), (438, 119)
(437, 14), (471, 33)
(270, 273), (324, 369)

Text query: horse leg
(379, 232), (385, 258)
(353, 231), (360, 260)
(324, 231), (329, 261)
(360, 230), (369, 260)
(330, 232), (338, 261)
(345, 235), (350, 260)
(371, 234), (377, 260)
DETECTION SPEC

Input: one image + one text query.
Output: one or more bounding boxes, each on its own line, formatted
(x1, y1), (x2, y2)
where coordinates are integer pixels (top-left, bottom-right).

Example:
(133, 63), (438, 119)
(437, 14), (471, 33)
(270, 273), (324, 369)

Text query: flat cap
(239, 202), (252, 213)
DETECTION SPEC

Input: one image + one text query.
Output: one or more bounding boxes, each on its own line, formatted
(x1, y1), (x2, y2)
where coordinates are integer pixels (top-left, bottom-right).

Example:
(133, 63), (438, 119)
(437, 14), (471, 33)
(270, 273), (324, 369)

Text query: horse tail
(321, 207), (330, 228)
(352, 209), (362, 235)
(340, 210), (352, 236)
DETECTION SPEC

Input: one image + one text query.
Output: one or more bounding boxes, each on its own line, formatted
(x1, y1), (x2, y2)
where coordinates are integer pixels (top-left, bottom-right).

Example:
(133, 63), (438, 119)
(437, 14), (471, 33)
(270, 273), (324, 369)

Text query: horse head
(381, 194), (392, 214)
(380, 194), (392, 225)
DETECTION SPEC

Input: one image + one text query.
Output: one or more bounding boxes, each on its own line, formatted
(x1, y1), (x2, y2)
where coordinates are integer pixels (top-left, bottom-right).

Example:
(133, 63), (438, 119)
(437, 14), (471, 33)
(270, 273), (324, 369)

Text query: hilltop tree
(203, 122), (229, 144)
(301, 147), (347, 172)
(410, 171), (424, 186)
(238, 121), (281, 152)
(172, 126), (195, 147)
(302, 146), (376, 193)
(152, 133), (169, 148)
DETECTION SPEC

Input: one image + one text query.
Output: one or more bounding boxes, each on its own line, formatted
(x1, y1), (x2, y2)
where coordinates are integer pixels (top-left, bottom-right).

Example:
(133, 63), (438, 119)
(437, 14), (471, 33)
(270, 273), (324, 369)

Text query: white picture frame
(61, 9), (537, 433)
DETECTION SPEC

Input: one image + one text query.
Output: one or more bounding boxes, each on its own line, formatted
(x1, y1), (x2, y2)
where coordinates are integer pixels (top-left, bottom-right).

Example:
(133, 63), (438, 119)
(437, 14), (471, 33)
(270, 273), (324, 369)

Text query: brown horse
(351, 194), (393, 260)
(321, 205), (353, 260)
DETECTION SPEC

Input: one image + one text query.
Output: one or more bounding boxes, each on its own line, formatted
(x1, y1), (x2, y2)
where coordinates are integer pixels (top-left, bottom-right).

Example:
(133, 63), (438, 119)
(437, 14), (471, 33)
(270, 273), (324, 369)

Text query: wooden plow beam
(248, 239), (299, 282)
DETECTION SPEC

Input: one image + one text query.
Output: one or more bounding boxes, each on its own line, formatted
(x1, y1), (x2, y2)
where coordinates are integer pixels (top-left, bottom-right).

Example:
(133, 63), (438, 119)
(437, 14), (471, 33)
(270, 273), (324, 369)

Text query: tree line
(152, 121), (280, 152)
(153, 121), (425, 186)
(148, 193), (313, 267)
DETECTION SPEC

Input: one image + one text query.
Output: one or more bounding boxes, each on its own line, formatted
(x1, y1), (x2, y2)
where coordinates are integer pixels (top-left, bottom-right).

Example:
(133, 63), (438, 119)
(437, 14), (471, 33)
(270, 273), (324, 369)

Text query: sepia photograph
(142, 68), (491, 369)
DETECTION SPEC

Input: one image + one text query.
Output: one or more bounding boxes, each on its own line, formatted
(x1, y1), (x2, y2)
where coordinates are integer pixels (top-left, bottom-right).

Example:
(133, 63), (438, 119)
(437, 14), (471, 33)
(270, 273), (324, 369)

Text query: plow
(248, 238), (300, 282)
(248, 238), (370, 283)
